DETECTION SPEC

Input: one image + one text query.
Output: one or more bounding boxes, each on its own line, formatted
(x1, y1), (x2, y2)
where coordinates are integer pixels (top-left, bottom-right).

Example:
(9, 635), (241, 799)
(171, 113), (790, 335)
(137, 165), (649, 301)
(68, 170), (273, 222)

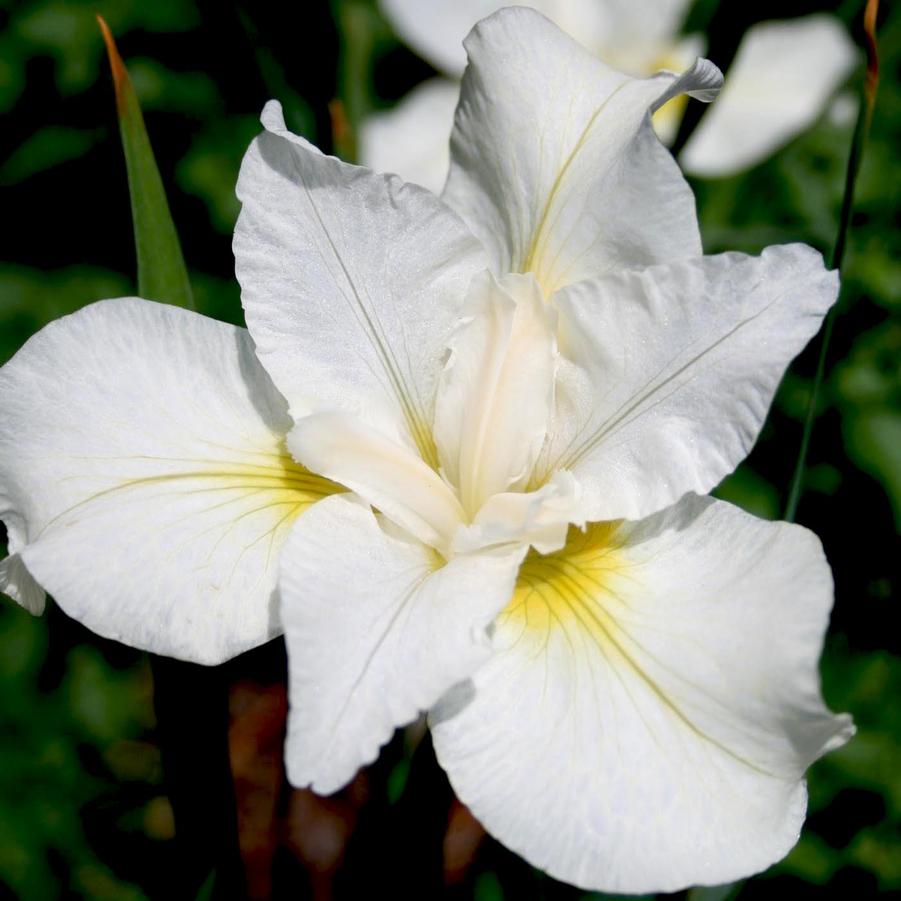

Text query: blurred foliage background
(0, 0), (899, 898)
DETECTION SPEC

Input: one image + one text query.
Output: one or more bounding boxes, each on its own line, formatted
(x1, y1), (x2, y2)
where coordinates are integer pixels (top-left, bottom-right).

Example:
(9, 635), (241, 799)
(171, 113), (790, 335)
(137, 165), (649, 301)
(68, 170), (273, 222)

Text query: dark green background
(0, 0), (898, 898)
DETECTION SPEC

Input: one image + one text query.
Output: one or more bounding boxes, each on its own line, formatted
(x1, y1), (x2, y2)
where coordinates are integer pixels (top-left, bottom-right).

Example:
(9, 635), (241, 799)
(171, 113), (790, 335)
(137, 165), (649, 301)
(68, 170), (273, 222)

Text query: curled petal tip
(652, 57), (723, 113)
(260, 99), (286, 132)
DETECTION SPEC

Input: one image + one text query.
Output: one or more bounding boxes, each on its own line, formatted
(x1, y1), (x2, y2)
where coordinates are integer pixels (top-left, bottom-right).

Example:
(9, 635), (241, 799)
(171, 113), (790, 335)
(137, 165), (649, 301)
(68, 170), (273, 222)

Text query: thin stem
(784, 0), (880, 523)
(332, 0), (376, 163)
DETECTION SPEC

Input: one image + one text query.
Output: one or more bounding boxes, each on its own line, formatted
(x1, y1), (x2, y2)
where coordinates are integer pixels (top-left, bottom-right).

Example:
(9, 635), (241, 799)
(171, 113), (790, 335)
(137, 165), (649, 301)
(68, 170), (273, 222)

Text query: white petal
(281, 493), (523, 794)
(433, 272), (556, 517)
(541, 245), (838, 522)
(234, 101), (487, 467)
(0, 299), (336, 663)
(380, 0), (504, 77)
(379, 0), (694, 76)
(359, 78), (460, 194)
(431, 496), (853, 893)
(442, 7), (721, 294)
(681, 15), (858, 178)
(647, 35), (709, 145)
(453, 471), (582, 556)
(288, 412), (463, 553)
(1, 505), (45, 613)
(548, 0), (693, 50)
(0, 550), (44, 614)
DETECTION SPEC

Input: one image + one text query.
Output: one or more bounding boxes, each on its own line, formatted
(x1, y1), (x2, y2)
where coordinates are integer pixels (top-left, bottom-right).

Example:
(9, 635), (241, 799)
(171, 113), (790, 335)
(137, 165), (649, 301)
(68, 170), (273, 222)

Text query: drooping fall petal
(431, 495), (853, 893)
(280, 493), (523, 794)
(0, 299), (336, 663)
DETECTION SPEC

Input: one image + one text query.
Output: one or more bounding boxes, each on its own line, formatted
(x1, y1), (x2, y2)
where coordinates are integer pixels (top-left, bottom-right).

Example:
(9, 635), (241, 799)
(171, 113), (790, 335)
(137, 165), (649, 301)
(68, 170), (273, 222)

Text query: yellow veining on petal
(502, 521), (626, 637)
(519, 84), (629, 296)
(39, 442), (340, 541)
(501, 519), (776, 776)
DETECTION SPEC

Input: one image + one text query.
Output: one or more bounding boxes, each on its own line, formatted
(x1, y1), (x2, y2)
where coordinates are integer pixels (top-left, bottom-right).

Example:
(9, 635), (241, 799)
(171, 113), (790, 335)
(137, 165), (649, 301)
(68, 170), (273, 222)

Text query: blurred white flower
(363, 0), (856, 188)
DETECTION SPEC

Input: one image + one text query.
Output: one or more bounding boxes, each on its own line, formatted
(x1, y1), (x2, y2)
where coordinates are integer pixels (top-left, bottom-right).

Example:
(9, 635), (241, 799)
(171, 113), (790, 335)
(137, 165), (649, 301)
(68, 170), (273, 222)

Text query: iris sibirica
(0, 9), (852, 893)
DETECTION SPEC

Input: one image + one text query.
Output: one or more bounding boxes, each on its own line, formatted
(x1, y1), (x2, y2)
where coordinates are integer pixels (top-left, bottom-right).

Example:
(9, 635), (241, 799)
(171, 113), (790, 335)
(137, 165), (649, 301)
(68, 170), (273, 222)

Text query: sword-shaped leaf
(98, 16), (194, 310)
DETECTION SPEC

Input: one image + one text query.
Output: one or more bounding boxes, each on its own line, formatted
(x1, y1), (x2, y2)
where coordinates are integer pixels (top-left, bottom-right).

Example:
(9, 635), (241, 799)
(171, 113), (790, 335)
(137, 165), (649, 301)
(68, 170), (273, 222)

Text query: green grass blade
(784, 0), (880, 523)
(98, 16), (194, 310)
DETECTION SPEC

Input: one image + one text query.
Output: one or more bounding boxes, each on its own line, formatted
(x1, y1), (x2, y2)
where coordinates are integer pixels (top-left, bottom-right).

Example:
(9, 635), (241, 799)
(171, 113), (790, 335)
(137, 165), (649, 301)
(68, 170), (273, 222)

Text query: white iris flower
(364, 0), (857, 189)
(0, 9), (852, 893)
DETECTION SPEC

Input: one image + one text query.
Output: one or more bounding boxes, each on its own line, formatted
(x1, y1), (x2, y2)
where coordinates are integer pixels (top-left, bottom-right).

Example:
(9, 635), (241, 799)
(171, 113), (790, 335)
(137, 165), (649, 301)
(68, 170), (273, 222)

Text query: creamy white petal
(433, 271), (556, 517)
(288, 412), (463, 553)
(281, 493), (523, 794)
(681, 15), (858, 178)
(453, 471), (582, 557)
(0, 299), (336, 663)
(442, 7), (721, 294)
(234, 101), (487, 466)
(359, 78), (460, 194)
(432, 495), (854, 893)
(539, 245), (838, 522)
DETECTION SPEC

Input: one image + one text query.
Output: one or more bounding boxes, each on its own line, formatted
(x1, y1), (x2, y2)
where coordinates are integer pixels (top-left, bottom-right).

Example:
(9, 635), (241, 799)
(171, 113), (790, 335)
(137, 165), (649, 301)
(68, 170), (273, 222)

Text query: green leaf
(98, 16), (193, 310)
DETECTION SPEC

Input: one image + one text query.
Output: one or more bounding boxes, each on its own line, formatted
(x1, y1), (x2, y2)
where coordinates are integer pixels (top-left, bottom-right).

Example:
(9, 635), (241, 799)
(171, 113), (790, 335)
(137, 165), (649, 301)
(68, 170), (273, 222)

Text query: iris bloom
(364, 0), (857, 189)
(1, 9), (852, 893)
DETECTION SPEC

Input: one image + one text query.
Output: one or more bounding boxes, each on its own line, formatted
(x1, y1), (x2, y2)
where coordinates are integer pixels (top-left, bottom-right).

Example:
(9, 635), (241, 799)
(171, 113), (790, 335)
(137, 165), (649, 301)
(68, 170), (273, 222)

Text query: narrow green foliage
(98, 16), (194, 310)
(332, 0), (378, 162)
(785, 0), (880, 523)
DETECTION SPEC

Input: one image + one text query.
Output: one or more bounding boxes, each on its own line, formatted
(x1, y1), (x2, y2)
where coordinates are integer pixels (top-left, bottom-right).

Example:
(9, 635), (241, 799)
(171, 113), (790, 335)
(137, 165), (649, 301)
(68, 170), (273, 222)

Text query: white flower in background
(364, 0), (856, 190)
(0, 8), (852, 892)
(680, 15), (858, 176)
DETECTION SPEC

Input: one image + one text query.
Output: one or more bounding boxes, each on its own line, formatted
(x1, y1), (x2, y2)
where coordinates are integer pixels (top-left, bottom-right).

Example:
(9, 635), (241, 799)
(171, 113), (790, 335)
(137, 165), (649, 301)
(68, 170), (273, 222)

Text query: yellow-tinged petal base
(38, 443), (340, 555)
(502, 521), (629, 640)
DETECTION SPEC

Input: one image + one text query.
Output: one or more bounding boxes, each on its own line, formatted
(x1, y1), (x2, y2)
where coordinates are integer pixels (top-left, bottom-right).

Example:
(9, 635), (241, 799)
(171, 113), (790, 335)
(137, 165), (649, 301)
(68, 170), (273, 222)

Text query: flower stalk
(785, 0), (880, 523)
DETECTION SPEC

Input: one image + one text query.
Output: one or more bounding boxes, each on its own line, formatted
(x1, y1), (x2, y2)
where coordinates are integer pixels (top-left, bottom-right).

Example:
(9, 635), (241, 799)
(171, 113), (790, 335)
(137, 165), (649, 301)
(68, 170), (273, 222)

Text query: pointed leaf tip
(97, 15), (194, 311)
(96, 15), (129, 114)
(863, 0), (879, 104)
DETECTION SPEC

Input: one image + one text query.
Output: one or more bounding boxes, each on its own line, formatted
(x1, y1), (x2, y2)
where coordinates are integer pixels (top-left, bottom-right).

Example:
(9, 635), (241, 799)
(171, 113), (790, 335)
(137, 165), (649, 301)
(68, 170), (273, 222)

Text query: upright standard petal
(432, 496), (853, 893)
(681, 15), (857, 178)
(281, 493), (523, 794)
(538, 245), (838, 522)
(0, 299), (336, 663)
(234, 102), (488, 468)
(442, 7), (721, 294)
